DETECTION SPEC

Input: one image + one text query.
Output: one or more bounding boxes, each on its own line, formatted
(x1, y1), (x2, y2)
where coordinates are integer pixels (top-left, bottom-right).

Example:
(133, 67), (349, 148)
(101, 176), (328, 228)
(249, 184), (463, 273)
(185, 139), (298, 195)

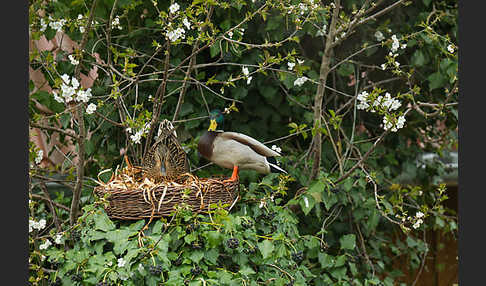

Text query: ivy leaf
(204, 248), (219, 264)
(411, 50), (427, 67)
(427, 72), (447, 91)
(330, 266), (348, 280)
(239, 266), (256, 276)
(299, 194), (316, 216)
(94, 212), (115, 232)
(205, 231), (223, 248)
(189, 250), (205, 263)
(340, 234), (356, 250)
(318, 252), (334, 268)
(258, 240), (274, 259)
(322, 189), (338, 210)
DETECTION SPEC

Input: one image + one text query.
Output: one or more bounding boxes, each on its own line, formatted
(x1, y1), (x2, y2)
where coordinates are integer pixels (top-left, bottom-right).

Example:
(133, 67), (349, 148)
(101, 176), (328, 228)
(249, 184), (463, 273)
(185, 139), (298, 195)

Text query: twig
(411, 229), (428, 286)
(93, 110), (125, 127)
(31, 194), (70, 212)
(70, 0), (99, 225)
(173, 6), (214, 122)
(309, 0), (340, 180)
(266, 264), (294, 280)
(39, 181), (62, 232)
(30, 122), (79, 139)
(334, 130), (388, 185)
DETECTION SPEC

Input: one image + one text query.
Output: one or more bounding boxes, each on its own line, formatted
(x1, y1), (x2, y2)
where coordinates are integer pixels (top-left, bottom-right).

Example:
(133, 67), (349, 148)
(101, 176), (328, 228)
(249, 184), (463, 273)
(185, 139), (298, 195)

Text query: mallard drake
(142, 119), (190, 181)
(197, 110), (286, 181)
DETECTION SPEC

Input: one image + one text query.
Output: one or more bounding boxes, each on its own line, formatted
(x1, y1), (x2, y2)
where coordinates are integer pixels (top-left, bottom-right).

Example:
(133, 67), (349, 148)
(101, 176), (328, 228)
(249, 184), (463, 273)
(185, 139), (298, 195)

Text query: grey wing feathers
(220, 131), (280, 157)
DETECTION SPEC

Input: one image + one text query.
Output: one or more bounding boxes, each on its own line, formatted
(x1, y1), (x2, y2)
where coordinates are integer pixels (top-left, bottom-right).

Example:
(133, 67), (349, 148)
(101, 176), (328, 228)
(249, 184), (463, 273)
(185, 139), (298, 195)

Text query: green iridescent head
(208, 109), (224, 131)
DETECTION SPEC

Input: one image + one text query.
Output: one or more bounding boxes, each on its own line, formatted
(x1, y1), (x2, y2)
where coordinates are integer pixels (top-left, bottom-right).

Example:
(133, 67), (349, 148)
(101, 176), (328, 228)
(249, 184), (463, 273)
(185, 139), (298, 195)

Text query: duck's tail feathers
(267, 157), (287, 174)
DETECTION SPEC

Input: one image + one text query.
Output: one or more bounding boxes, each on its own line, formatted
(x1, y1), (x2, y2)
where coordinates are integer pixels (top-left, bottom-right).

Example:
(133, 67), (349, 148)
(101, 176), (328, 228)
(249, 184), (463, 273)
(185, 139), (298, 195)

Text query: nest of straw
(93, 165), (239, 220)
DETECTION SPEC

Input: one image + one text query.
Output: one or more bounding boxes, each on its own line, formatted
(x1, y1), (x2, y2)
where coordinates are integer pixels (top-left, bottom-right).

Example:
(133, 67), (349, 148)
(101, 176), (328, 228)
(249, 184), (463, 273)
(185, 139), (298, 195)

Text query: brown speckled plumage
(142, 120), (190, 181)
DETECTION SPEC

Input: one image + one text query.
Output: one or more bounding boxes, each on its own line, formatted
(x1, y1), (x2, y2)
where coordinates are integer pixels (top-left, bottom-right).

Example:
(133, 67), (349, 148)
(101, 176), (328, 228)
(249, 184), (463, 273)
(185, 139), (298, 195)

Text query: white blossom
(112, 16), (122, 30)
(61, 83), (75, 102)
(297, 59), (305, 65)
(39, 239), (52, 250)
(40, 18), (47, 32)
(389, 98), (401, 111)
(76, 88), (91, 103)
(374, 31), (384, 41)
(71, 77), (80, 89)
(61, 74), (70, 84)
(447, 44), (454, 53)
(86, 103), (97, 114)
(29, 220), (35, 233)
(246, 76), (252, 85)
(298, 3), (308, 15)
(356, 91), (370, 110)
(49, 19), (66, 33)
(79, 26), (85, 33)
(38, 219), (46, 230)
(383, 115), (406, 132)
(391, 34), (400, 52)
(416, 211), (424, 219)
(130, 130), (143, 144)
(303, 196), (309, 208)
(413, 218), (423, 229)
(68, 54), (79, 65)
(271, 145), (282, 153)
(401, 43), (407, 49)
(242, 66), (249, 76)
(54, 234), (63, 244)
(381, 64), (387, 70)
(118, 258), (126, 267)
(357, 101), (369, 110)
(169, 3), (180, 14)
(357, 91), (369, 102)
(293, 76), (308, 87)
(35, 150), (43, 165)
(228, 31), (233, 38)
(287, 62), (295, 71)
(182, 17), (191, 29)
(396, 115), (406, 129)
(316, 24), (327, 36)
(167, 27), (185, 42)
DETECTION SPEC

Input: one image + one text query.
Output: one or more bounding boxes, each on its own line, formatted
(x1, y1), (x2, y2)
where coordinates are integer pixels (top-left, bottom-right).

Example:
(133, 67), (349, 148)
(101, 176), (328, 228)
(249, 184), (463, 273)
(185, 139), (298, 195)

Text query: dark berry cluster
(228, 264), (240, 273)
(185, 222), (199, 234)
(172, 256), (182, 266)
(191, 240), (204, 249)
(260, 212), (276, 221)
(330, 188), (340, 193)
(291, 251), (304, 263)
(243, 246), (256, 254)
(71, 273), (82, 282)
(241, 220), (253, 228)
(149, 265), (163, 275)
(226, 238), (239, 249)
(190, 265), (202, 276)
(70, 230), (81, 242)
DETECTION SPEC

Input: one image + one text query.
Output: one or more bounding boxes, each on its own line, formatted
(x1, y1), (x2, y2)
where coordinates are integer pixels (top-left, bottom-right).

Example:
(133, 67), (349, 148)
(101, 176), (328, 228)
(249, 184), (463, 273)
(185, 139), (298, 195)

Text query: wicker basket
(94, 176), (239, 220)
